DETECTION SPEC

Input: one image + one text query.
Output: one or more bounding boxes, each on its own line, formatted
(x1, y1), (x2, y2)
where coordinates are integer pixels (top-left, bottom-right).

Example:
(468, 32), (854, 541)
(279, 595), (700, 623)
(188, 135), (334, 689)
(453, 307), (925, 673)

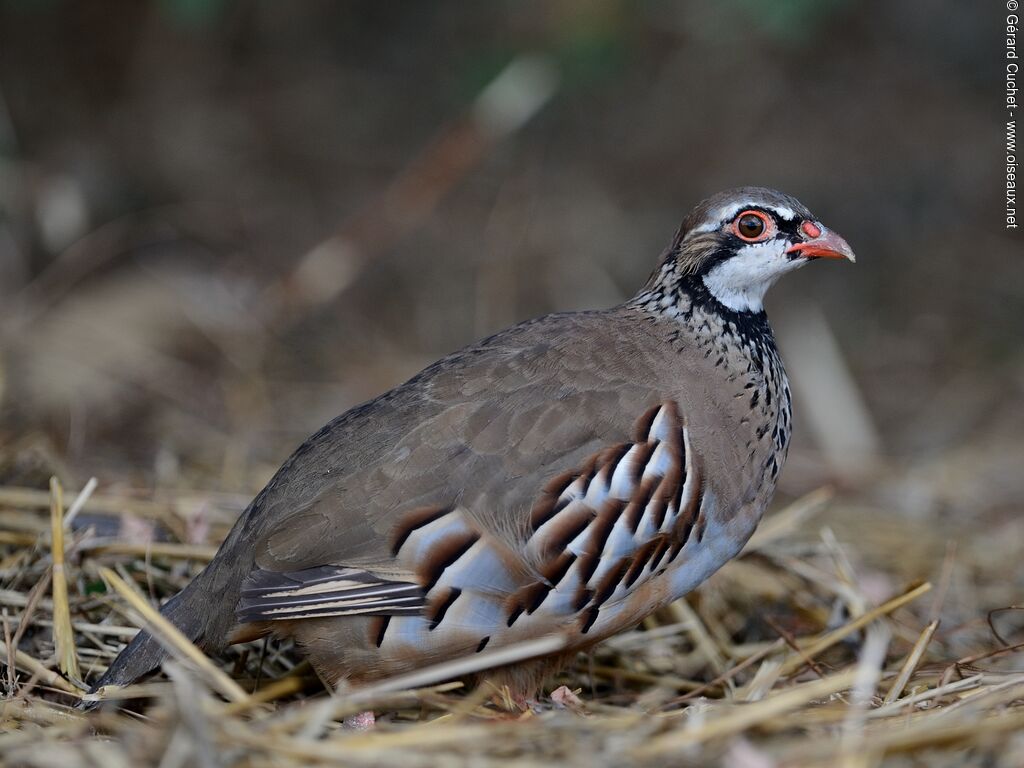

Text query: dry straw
(1, 484), (1021, 767)
(47, 477), (80, 686)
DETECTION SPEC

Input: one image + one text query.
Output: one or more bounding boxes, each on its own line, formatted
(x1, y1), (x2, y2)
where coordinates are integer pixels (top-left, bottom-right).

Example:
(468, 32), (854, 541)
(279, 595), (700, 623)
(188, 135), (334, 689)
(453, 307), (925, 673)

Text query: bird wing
(234, 310), (755, 625)
(236, 565), (425, 623)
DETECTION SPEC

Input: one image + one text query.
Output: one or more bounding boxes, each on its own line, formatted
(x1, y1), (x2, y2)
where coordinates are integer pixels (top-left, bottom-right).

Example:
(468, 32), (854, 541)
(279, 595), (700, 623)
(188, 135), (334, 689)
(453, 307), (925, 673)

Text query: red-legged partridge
(96, 187), (855, 701)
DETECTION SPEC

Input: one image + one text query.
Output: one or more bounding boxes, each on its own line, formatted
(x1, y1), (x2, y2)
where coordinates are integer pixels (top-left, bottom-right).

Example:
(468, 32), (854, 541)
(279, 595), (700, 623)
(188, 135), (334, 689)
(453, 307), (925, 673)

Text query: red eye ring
(731, 210), (774, 242)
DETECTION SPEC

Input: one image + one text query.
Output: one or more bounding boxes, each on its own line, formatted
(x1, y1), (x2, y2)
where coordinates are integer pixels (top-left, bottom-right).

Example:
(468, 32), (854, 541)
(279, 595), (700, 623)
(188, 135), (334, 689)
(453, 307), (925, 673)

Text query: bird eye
(733, 210), (771, 241)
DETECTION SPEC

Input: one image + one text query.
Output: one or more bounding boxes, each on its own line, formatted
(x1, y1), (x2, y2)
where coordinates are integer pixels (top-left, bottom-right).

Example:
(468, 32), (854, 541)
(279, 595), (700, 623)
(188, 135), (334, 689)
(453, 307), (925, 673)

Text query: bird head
(653, 187), (856, 314)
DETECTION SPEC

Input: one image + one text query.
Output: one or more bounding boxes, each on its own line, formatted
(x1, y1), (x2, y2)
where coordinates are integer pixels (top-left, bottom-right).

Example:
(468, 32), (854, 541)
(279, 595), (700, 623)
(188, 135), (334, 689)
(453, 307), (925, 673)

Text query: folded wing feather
(237, 565), (425, 622)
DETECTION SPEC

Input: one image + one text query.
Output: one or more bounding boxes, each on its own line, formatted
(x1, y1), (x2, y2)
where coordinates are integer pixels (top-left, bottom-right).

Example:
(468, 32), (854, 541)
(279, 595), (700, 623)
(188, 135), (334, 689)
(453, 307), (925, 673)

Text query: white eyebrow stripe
(688, 201), (799, 234)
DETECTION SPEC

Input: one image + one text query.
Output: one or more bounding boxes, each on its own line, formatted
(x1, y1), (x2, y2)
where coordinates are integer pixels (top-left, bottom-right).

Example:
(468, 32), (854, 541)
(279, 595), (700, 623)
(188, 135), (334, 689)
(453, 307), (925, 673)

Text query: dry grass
(0, 8), (1015, 765)
(1, 482), (1022, 767)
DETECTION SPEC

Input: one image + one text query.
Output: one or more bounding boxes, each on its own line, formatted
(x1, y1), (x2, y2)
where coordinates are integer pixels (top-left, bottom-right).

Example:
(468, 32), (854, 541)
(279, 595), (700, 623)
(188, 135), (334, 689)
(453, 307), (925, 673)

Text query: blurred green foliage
(159, 0), (229, 28)
(730, 0), (851, 41)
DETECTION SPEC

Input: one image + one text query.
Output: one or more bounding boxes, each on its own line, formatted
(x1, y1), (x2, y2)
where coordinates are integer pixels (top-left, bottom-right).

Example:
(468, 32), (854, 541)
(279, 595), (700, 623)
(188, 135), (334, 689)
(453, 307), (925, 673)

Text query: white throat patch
(701, 241), (804, 313)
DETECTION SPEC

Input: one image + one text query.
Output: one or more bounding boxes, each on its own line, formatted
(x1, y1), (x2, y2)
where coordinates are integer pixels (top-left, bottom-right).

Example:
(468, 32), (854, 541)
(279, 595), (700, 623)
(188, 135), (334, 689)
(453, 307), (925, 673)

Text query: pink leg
(550, 685), (584, 711)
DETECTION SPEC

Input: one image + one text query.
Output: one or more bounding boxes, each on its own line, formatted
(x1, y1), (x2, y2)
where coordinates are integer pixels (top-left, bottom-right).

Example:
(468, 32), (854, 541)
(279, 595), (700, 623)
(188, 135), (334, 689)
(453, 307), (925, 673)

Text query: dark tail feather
(90, 556), (241, 694)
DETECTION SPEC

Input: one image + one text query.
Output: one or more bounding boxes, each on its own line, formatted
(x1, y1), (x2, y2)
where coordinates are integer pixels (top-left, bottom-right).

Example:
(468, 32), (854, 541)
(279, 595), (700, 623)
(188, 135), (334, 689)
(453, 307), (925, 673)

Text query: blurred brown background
(0, 0), (1020, 619)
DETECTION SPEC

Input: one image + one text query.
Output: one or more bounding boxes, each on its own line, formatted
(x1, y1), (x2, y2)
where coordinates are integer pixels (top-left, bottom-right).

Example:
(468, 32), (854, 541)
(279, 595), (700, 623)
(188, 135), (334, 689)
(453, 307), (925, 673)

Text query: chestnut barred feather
(235, 402), (706, 648)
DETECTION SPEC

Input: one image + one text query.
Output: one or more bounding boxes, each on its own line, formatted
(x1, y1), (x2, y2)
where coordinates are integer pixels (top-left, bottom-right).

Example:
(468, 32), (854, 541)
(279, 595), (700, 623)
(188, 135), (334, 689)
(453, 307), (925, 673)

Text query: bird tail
(90, 549), (244, 693)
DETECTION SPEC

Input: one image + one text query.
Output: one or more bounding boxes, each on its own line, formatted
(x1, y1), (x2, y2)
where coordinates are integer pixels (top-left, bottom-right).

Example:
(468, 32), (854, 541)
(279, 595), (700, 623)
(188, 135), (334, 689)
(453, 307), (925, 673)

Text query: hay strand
(48, 477), (81, 685)
(1, 481), (1018, 766)
(882, 618), (939, 704)
(635, 669), (859, 756)
(777, 581), (932, 677)
(93, 566), (250, 704)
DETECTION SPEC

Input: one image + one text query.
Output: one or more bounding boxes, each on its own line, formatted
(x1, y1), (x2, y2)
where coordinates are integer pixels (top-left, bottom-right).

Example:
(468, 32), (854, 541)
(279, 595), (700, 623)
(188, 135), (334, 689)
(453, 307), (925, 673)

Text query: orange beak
(786, 225), (856, 262)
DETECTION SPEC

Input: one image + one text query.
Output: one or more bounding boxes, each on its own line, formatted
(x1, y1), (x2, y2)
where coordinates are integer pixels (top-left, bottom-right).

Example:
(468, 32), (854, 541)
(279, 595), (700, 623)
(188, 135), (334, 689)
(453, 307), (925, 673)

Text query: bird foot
(549, 685), (585, 712)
